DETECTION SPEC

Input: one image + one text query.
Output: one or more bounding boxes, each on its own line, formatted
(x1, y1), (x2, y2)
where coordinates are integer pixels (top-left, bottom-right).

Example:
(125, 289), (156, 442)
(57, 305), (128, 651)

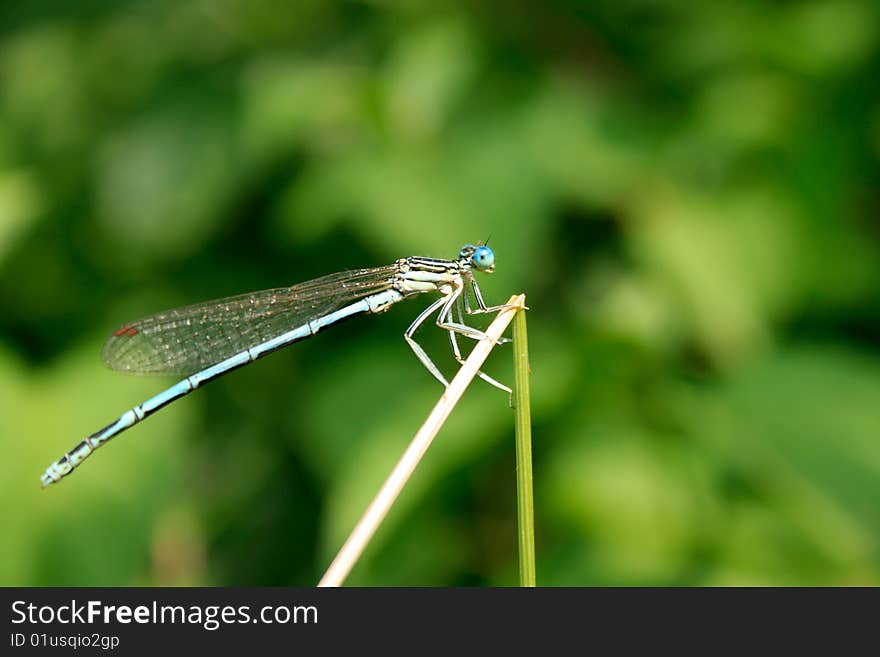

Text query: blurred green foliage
(2, 0), (879, 586)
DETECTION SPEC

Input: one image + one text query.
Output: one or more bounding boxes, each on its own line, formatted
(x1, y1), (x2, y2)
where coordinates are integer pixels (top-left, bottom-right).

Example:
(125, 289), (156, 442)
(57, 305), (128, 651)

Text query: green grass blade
(513, 302), (536, 586)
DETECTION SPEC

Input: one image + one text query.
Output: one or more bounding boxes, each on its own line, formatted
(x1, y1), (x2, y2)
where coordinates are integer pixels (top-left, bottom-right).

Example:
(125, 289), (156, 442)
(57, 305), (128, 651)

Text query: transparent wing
(102, 266), (398, 375)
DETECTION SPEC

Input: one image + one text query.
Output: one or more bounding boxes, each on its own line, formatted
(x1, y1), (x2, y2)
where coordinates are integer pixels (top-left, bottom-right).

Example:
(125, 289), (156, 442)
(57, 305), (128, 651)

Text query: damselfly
(40, 243), (510, 487)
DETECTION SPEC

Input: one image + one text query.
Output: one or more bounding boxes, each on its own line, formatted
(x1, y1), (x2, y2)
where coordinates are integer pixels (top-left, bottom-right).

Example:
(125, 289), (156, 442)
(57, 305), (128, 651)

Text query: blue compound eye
(471, 245), (495, 271)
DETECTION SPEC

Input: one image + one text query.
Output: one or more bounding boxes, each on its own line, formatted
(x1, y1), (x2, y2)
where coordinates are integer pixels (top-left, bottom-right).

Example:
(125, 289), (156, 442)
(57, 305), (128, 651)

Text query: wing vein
(102, 265), (397, 375)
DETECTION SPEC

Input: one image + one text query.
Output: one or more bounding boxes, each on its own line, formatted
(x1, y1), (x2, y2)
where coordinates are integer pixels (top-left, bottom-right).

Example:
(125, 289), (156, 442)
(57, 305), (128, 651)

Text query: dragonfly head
(459, 244), (495, 274)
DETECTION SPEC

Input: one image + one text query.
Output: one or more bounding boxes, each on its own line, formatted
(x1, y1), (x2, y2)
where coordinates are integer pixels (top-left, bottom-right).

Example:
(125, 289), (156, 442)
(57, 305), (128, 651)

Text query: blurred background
(2, 0), (879, 586)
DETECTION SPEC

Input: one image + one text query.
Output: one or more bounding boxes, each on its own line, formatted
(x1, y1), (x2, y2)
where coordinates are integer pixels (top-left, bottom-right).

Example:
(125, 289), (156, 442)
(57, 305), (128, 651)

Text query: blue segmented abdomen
(39, 296), (386, 487)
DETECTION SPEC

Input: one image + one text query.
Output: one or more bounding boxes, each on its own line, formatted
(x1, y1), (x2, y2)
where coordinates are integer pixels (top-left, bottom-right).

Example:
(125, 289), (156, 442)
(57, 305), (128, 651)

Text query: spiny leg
(465, 278), (522, 317)
(445, 298), (512, 401)
(437, 284), (509, 346)
(457, 279), (512, 344)
(405, 295), (451, 386)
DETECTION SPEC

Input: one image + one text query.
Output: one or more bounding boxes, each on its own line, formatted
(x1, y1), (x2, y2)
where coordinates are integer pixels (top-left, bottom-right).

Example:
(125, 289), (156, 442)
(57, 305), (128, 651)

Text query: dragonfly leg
(455, 279), (513, 344)
(405, 295), (451, 386)
(437, 285), (509, 345)
(445, 298), (512, 402)
(465, 279), (523, 319)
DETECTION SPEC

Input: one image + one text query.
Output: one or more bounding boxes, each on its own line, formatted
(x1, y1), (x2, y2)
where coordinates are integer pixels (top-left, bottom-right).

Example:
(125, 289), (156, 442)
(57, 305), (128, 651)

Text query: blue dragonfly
(41, 244), (510, 487)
